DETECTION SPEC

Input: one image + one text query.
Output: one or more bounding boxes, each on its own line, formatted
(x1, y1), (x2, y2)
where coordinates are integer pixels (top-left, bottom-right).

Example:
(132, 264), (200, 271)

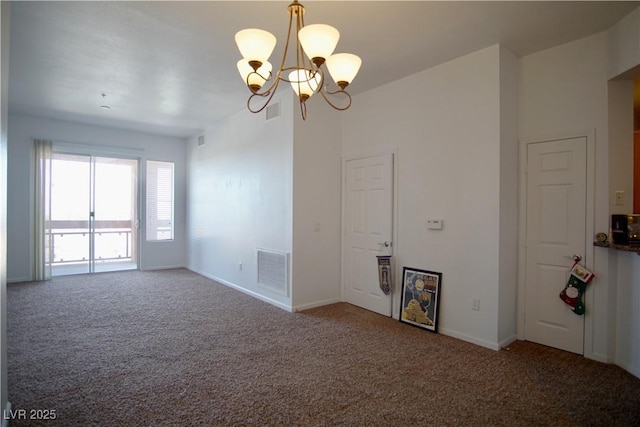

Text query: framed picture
(400, 267), (442, 332)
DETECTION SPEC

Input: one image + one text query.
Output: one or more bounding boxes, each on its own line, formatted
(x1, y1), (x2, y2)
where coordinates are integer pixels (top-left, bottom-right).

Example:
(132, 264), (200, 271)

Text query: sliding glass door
(50, 153), (138, 276)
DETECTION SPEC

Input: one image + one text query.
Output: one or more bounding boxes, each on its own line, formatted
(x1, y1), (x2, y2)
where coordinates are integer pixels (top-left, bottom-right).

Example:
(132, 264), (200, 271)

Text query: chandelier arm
(296, 1), (305, 65)
(247, 75), (283, 113)
(299, 96), (307, 120)
(278, 66), (307, 83)
(294, 4), (305, 98)
(324, 85), (349, 96)
(244, 70), (280, 98)
(244, 2), (297, 104)
(279, 4), (297, 76)
(318, 85), (353, 111)
(245, 70), (274, 95)
(247, 70), (271, 85)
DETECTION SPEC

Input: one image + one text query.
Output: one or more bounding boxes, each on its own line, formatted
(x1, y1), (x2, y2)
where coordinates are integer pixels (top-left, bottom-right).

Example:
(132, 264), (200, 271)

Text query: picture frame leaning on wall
(400, 267), (442, 333)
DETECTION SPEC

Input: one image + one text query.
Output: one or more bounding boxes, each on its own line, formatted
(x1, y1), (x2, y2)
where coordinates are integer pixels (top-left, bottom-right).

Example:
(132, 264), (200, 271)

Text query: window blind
(146, 160), (174, 241)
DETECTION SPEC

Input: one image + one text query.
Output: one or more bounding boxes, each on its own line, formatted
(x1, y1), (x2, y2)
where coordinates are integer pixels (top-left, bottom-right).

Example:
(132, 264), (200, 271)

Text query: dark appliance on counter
(611, 214), (640, 245)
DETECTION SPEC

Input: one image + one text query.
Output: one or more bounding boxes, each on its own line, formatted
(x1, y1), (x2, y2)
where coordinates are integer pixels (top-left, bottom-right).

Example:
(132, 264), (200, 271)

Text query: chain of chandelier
(235, 0), (362, 120)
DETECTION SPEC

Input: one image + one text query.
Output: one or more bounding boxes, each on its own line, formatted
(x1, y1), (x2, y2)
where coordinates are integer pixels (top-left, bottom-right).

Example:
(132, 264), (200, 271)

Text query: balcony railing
(51, 220), (135, 265)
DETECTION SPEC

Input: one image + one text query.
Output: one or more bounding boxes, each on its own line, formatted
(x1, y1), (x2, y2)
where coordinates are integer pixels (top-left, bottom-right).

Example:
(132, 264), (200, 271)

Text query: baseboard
(584, 351), (610, 364)
(438, 327), (501, 351)
(140, 264), (185, 271)
(7, 276), (31, 284)
(293, 297), (342, 312)
(499, 334), (518, 350)
(187, 268), (293, 313)
(615, 359), (640, 380)
(2, 401), (10, 427)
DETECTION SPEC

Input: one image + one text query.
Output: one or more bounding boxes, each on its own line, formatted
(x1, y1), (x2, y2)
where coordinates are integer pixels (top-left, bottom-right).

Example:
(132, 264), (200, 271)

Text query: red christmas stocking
(559, 275), (587, 315)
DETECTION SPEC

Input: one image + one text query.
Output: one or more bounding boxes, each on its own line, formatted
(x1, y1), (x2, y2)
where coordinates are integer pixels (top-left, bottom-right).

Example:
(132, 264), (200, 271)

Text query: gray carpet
(7, 269), (640, 426)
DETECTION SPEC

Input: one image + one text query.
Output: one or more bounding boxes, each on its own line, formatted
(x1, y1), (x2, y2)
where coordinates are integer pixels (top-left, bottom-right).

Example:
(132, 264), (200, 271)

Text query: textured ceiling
(8, 1), (640, 138)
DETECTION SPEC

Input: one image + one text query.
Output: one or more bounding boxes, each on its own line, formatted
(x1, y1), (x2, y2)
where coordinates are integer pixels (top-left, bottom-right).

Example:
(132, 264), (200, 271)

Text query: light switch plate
(426, 219), (443, 230)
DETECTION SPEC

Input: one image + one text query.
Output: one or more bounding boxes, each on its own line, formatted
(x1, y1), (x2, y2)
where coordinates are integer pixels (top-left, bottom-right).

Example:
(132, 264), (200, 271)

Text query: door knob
(563, 254), (582, 262)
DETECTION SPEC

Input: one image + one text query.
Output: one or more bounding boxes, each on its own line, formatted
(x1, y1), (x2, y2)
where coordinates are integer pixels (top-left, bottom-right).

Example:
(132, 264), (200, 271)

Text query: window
(146, 160), (174, 241)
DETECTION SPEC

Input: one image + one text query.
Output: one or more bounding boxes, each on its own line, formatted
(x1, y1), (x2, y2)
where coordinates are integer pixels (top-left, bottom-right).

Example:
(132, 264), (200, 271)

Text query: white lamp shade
(237, 60), (272, 89)
(326, 53), (362, 85)
(298, 24), (340, 61)
(288, 69), (320, 98)
(235, 28), (277, 63)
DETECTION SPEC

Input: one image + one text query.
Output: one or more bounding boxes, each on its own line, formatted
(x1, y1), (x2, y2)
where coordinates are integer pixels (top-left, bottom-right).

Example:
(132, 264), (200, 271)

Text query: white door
(525, 137), (586, 354)
(343, 153), (394, 316)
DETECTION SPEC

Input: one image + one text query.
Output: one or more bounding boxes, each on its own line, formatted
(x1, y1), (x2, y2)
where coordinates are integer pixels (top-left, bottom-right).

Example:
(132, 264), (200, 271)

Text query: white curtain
(34, 139), (52, 280)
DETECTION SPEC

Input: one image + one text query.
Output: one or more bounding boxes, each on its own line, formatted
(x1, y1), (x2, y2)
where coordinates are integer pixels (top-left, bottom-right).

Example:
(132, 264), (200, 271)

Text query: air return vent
(265, 101), (281, 121)
(257, 248), (289, 296)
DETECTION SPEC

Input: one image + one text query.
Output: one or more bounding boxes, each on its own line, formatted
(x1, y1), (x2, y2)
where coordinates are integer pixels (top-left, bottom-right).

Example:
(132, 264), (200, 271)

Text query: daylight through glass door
(50, 153), (138, 276)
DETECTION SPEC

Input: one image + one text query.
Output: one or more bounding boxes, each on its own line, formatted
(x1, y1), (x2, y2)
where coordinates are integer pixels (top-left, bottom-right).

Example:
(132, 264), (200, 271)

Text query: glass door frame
(50, 142), (142, 275)
(91, 155), (140, 273)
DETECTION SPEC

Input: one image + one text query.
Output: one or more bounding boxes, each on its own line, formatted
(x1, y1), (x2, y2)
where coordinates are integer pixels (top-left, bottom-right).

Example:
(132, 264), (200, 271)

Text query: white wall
(607, 80), (634, 217)
(519, 19), (640, 379)
(342, 45), (517, 350)
(606, 9), (640, 378)
(186, 95), (295, 311)
(607, 7), (640, 80)
(6, 114), (187, 282)
(498, 46), (520, 345)
(519, 33), (612, 362)
(1, 1), (11, 420)
(291, 100), (342, 311)
(613, 251), (640, 377)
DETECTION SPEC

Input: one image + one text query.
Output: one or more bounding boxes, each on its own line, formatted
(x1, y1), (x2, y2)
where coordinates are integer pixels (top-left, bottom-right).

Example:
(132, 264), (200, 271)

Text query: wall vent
(265, 102), (281, 121)
(257, 248), (289, 296)
(197, 135), (205, 147)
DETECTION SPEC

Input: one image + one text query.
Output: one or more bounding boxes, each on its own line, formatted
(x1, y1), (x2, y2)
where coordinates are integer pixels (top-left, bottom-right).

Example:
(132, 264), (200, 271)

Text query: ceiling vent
(265, 102), (281, 121)
(197, 135), (205, 147)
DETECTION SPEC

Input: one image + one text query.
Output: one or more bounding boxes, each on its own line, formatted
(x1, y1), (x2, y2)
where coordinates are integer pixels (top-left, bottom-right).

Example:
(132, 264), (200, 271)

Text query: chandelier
(235, 0), (362, 120)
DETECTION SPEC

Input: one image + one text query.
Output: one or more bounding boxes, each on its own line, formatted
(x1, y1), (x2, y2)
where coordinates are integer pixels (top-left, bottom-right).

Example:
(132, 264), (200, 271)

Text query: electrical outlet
(472, 298), (480, 311)
(615, 191), (624, 206)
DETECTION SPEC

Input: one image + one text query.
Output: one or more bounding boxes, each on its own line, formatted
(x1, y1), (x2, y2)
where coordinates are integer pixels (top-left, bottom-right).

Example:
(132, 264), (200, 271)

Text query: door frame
(51, 141), (143, 272)
(341, 148), (400, 317)
(517, 129), (595, 354)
